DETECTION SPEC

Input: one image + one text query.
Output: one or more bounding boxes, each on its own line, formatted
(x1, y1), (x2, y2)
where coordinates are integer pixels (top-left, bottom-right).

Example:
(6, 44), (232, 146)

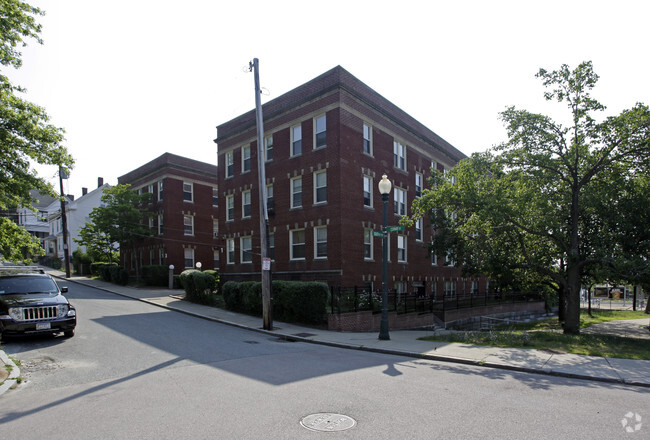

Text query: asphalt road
(1, 283), (648, 439)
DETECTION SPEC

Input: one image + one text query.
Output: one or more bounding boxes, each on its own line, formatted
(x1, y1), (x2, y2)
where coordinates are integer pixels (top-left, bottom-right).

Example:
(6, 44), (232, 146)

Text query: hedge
(180, 270), (218, 305)
(142, 265), (169, 287)
(222, 280), (328, 325)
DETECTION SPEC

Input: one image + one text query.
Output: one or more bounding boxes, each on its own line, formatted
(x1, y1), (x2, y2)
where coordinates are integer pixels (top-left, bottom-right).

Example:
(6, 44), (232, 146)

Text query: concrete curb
(54, 275), (650, 389)
(0, 350), (20, 397)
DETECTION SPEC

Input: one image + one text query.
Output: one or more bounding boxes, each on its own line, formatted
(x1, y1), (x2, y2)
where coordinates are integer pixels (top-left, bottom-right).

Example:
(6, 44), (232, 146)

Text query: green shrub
(142, 265), (169, 286)
(92, 262), (117, 277)
(178, 269), (200, 290)
(106, 265), (129, 285)
(182, 271), (218, 305)
(203, 270), (220, 293)
(40, 256), (62, 270)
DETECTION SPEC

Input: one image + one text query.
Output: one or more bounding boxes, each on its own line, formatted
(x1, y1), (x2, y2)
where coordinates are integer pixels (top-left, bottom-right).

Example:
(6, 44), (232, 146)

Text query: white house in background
(45, 178), (110, 262)
(16, 190), (58, 251)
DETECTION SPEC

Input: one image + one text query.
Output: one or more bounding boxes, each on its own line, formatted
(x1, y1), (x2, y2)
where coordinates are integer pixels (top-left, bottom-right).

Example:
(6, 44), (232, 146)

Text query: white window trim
(291, 124), (302, 157)
(183, 214), (194, 236)
(242, 190), (251, 219)
(314, 114), (326, 149)
(394, 187), (406, 216)
(364, 228), (374, 261)
(264, 135), (273, 162)
(241, 145), (251, 174)
(240, 236), (252, 263)
(314, 226), (327, 259)
(397, 234), (407, 263)
(290, 229), (306, 260)
(225, 152), (234, 178)
(226, 194), (235, 221)
(183, 182), (193, 203)
(363, 122), (372, 155)
(291, 176), (302, 209)
(363, 175), (373, 208)
(226, 238), (235, 264)
(313, 170), (327, 205)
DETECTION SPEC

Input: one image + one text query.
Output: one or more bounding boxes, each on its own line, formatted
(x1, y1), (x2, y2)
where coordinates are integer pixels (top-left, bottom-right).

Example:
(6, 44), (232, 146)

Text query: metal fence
(329, 286), (544, 318)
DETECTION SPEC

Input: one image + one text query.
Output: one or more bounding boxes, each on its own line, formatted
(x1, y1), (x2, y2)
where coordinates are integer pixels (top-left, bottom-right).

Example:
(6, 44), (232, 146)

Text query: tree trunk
(563, 264), (582, 334)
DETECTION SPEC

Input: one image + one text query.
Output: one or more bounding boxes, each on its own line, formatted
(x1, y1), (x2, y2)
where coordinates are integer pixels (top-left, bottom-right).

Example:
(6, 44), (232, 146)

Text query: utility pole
(250, 58), (273, 330)
(59, 166), (71, 278)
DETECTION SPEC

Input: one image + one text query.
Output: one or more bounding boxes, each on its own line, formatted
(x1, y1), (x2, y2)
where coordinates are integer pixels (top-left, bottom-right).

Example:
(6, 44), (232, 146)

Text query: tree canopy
(0, 0), (73, 262)
(409, 61), (650, 334)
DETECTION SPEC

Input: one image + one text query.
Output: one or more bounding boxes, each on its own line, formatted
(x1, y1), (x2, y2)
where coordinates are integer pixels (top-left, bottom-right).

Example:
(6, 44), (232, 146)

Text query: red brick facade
(118, 153), (219, 275)
(215, 66), (485, 299)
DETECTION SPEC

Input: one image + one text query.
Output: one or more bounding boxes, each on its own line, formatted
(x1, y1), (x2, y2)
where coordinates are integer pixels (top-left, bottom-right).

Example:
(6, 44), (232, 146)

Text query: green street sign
(372, 231), (385, 237)
(386, 225), (405, 232)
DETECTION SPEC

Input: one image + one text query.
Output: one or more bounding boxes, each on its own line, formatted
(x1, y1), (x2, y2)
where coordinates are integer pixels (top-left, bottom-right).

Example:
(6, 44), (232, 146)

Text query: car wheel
(64, 329), (75, 338)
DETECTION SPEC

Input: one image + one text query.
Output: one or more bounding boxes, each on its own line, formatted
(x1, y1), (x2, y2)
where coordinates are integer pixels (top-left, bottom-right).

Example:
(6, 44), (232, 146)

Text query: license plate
(36, 322), (51, 330)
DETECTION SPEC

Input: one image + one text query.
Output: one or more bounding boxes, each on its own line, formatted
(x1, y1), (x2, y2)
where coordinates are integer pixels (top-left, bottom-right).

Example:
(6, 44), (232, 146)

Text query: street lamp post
(378, 174), (392, 340)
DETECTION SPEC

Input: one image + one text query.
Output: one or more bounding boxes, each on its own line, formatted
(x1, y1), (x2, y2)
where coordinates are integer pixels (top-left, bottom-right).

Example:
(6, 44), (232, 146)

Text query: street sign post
(386, 225), (405, 233)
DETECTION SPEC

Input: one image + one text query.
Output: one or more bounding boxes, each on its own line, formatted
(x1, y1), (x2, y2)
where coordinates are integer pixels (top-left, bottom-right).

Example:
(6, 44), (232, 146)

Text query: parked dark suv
(0, 267), (76, 341)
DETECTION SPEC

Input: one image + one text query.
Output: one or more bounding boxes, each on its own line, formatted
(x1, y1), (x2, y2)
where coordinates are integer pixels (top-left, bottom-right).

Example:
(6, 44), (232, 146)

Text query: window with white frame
(158, 180), (163, 200)
(290, 229), (305, 260)
(213, 219), (219, 238)
(266, 184), (274, 212)
(183, 215), (194, 236)
(212, 188), (218, 206)
(226, 239), (235, 264)
(183, 182), (193, 202)
(363, 123), (372, 155)
(470, 280), (479, 295)
(184, 248), (194, 269)
(213, 250), (219, 269)
(314, 170), (327, 204)
(431, 249), (438, 266)
(314, 114), (326, 148)
(364, 229), (373, 260)
(242, 190), (251, 218)
(225, 152), (234, 178)
(148, 217), (154, 229)
(394, 187), (406, 216)
(159, 248), (165, 265)
(241, 145), (251, 173)
(226, 194), (234, 221)
(363, 175), (372, 207)
(314, 226), (327, 258)
(430, 161), (437, 175)
(291, 176), (302, 208)
(415, 172), (423, 197)
(445, 251), (455, 267)
(444, 280), (457, 298)
(265, 135), (273, 161)
(393, 141), (406, 170)
(240, 236), (252, 263)
(415, 218), (422, 241)
(158, 214), (164, 235)
(291, 124), (302, 156)
(397, 235), (407, 262)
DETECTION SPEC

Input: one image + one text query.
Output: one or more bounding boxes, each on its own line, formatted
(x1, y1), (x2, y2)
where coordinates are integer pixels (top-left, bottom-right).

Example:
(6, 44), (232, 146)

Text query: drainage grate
(300, 413), (356, 432)
(293, 332), (316, 338)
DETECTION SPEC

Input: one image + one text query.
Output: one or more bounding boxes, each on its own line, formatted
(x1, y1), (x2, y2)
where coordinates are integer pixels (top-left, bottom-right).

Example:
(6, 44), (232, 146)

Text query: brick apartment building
(215, 66), (484, 299)
(118, 153), (219, 276)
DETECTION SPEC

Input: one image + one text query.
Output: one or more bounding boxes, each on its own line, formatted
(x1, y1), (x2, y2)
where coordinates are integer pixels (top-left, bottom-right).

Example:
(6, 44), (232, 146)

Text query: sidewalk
(2, 270), (650, 396)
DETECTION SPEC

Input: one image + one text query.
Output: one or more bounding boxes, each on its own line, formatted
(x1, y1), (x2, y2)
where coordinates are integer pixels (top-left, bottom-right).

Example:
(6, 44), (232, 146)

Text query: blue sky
(8, 0), (650, 196)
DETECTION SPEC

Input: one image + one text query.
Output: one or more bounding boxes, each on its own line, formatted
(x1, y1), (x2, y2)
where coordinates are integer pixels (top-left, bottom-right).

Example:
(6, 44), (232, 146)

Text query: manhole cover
(300, 413), (356, 432)
(293, 332), (316, 338)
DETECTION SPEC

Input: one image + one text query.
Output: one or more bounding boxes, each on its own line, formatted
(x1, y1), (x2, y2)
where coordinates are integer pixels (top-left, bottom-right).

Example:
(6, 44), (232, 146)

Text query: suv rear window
(0, 277), (59, 295)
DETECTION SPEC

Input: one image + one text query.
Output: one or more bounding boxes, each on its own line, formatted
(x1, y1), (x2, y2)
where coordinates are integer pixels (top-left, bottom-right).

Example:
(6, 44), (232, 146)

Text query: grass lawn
(420, 310), (650, 360)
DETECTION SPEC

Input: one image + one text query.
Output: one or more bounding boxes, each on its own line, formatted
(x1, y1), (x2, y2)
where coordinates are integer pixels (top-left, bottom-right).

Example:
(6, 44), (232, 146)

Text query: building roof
(215, 65), (466, 163)
(118, 152), (218, 184)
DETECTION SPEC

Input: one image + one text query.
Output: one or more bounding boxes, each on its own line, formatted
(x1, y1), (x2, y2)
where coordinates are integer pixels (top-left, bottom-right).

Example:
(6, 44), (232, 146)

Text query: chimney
(67, 194), (74, 201)
(82, 187), (88, 196)
(98, 177), (104, 187)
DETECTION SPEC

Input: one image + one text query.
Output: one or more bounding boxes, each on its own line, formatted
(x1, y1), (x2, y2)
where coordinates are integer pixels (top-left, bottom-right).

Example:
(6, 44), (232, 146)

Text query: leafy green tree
(409, 62), (650, 334)
(77, 184), (153, 278)
(0, 0), (73, 262)
(75, 221), (118, 263)
(0, 216), (43, 262)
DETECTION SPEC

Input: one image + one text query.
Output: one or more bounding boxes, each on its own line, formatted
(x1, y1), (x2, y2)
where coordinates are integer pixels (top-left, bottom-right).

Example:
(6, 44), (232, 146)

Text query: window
(148, 184), (155, 201)
(213, 219), (219, 238)
(213, 250), (219, 269)
(184, 248), (194, 269)
(364, 229), (373, 260)
(394, 187), (406, 216)
(148, 217), (154, 229)
(158, 214), (164, 235)
(266, 184), (274, 212)
(432, 251), (438, 266)
(290, 229), (305, 260)
(397, 235), (407, 262)
(159, 248), (165, 265)
(241, 236), (252, 263)
(183, 215), (194, 236)
(225, 152), (234, 178)
(226, 239), (235, 264)
(444, 280), (457, 298)
(415, 218), (422, 241)
(415, 173), (423, 197)
(314, 114), (326, 148)
(241, 145), (251, 173)
(265, 135), (273, 161)
(291, 177), (302, 208)
(291, 124), (302, 156)
(470, 281), (479, 295)
(445, 251), (455, 267)
(431, 161), (438, 175)
(393, 141), (406, 170)
(242, 190), (251, 218)
(363, 123), (372, 155)
(314, 170), (327, 204)
(183, 182), (193, 202)
(363, 175), (373, 207)
(268, 233), (275, 260)
(158, 181), (163, 200)
(314, 226), (327, 258)
(212, 188), (218, 207)
(226, 194), (234, 221)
